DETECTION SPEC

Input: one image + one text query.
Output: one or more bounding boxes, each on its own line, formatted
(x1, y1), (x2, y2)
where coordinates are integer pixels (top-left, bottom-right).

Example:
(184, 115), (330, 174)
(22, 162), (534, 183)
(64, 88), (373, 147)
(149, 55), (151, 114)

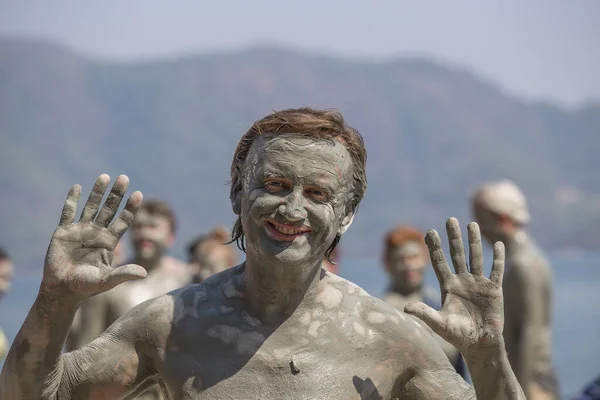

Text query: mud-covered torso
(150, 270), (436, 400)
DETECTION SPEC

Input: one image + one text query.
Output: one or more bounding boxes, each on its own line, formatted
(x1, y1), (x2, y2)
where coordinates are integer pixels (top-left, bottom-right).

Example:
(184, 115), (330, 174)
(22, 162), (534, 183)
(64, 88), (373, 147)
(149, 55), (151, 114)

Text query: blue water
(1, 253), (599, 399)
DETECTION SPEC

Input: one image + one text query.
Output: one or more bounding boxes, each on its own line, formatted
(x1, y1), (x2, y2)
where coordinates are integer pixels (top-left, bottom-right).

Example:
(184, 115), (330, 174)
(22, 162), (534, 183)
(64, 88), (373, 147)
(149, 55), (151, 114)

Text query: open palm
(42, 174), (146, 300)
(405, 218), (505, 355)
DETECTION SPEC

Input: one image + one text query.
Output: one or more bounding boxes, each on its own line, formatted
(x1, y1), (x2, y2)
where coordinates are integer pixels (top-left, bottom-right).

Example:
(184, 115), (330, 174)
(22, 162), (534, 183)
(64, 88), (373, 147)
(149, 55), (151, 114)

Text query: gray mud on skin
(66, 204), (190, 400)
(0, 129), (526, 399)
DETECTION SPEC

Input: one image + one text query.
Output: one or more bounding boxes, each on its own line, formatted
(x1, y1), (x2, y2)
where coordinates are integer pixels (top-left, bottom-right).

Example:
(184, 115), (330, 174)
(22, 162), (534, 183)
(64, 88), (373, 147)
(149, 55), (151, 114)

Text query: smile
(264, 219), (311, 241)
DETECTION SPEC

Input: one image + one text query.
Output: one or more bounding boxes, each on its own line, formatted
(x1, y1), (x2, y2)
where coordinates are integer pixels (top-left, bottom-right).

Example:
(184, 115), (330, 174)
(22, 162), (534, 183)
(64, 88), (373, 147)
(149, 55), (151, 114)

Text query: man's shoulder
(509, 246), (552, 281)
(163, 256), (191, 276)
(324, 274), (435, 344)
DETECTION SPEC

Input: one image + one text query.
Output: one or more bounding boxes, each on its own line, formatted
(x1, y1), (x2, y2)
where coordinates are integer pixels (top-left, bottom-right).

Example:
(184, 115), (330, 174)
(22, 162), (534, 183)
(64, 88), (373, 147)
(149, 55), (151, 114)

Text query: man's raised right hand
(41, 174), (146, 301)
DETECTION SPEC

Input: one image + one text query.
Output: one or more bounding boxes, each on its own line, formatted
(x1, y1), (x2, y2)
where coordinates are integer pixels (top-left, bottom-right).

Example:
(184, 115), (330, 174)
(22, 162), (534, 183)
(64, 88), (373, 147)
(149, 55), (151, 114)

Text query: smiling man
(0, 108), (525, 399)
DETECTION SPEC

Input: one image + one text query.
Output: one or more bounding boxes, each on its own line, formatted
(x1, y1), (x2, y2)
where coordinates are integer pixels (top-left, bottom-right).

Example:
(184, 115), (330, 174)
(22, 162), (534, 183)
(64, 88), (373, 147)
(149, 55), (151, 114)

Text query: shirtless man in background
(1, 108), (525, 399)
(187, 226), (238, 283)
(381, 225), (467, 379)
(65, 199), (190, 399)
(472, 179), (559, 400)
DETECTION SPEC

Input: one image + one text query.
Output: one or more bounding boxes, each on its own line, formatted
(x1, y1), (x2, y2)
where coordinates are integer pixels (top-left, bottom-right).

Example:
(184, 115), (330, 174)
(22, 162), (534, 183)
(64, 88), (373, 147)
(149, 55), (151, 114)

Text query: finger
(105, 264), (147, 290)
(446, 217), (467, 274)
(490, 241), (505, 285)
(59, 184), (81, 226)
(108, 191), (143, 239)
(404, 302), (445, 337)
(79, 174), (110, 223)
(467, 222), (484, 275)
(424, 229), (453, 285)
(95, 175), (129, 227)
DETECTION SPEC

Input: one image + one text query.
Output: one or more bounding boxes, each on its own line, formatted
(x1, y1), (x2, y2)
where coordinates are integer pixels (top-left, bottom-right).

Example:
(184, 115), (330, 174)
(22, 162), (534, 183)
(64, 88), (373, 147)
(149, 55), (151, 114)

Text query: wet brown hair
(383, 225), (427, 263)
(229, 107), (367, 260)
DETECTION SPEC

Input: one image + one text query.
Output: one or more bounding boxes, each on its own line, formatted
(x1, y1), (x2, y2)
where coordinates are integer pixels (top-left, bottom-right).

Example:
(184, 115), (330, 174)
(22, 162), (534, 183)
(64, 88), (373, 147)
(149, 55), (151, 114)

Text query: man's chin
(136, 249), (160, 262)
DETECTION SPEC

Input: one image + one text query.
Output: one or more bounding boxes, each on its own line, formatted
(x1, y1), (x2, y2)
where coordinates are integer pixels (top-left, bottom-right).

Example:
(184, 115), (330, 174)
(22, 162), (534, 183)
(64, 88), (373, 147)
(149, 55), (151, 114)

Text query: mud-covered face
(130, 211), (173, 262)
(0, 260), (13, 299)
(235, 134), (355, 267)
(472, 203), (502, 245)
(387, 241), (427, 292)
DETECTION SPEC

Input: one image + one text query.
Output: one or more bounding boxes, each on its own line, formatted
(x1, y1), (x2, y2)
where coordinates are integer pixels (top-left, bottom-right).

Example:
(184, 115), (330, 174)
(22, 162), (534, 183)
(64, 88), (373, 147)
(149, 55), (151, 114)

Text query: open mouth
(264, 219), (311, 242)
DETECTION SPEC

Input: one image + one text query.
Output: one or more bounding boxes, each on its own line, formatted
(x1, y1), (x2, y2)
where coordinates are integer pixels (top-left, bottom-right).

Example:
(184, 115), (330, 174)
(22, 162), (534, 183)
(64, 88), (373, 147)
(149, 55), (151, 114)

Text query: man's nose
(278, 190), (308, 222)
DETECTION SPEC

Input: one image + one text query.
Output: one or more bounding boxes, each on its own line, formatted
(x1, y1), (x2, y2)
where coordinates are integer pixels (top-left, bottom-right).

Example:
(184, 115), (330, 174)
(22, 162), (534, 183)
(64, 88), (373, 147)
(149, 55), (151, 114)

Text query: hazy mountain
(1, 37), (599, 270)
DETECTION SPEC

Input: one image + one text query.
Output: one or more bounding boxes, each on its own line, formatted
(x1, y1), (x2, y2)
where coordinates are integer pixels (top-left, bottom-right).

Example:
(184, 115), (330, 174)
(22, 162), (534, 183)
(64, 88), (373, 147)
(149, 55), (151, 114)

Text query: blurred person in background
(0, 247), (14, 362)
(321, 245), (340, 274)
(381, 225), (468, 379)
(472, 179), (558, 400)
(187, 226), (238, 283)
(66, 199), (190, 400)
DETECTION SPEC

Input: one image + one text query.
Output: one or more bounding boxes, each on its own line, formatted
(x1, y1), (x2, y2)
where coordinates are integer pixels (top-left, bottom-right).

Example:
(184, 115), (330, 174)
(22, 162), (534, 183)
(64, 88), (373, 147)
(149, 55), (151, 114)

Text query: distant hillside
(1, 37), (599, 271)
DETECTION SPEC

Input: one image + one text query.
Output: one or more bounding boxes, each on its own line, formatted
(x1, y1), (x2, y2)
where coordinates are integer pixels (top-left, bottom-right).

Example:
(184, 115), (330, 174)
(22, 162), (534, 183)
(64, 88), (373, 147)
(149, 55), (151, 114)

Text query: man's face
(472, 203), (502, 244)
(193, 240), (232, 274)
(0, 259), (14, 299)
(236, 134), (354, 267)
(130, 210), (173, 262)
(386, 241), (427, 292)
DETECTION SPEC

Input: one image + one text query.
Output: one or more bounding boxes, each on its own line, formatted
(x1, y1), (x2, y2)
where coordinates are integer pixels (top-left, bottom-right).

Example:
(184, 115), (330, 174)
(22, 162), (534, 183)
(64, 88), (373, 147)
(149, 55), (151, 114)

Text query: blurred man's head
(130, 199), (177, 263)
(383, 226), (428, 294)
(0, 247), (14, 300)
(187, 227), (237, 282)
(322, 246), (340, 274)
(471, 179), (530, 245)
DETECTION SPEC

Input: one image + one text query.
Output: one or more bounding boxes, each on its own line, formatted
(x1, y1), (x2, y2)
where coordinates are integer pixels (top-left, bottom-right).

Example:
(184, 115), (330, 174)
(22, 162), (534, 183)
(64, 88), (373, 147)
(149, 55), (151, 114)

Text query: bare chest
(156, 325), (400, 399)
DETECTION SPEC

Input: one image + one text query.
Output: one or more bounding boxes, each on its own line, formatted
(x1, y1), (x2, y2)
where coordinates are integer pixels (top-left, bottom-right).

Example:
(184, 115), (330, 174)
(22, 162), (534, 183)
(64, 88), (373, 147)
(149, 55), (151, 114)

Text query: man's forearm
(0, 288), (78, 399)
(464, 341), (526, 400)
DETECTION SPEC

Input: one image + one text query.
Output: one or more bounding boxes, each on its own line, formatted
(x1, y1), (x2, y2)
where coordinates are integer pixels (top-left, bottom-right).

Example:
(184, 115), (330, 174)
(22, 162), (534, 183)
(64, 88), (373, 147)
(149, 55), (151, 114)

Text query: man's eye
(306, 188), (327, 201)
(265, 181), (285, 192)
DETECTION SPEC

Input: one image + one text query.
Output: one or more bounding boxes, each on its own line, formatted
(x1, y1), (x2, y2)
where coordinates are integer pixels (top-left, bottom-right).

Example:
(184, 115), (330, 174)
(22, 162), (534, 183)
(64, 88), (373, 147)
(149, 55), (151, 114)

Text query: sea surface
(1, 252), (599, 399)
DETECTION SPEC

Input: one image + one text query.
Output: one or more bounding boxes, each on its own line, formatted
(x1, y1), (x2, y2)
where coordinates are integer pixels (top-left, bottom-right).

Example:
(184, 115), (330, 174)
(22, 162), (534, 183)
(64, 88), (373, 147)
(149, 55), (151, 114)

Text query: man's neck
(390, 282), (422, 298)
(500, 229), (528, 252)
(242, 251), (323, 326)
(133, 255), (166, 272)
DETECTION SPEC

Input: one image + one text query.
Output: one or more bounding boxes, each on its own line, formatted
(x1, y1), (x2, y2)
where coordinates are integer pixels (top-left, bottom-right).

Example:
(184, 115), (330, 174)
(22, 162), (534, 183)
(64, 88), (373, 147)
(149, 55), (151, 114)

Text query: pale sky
(0, 0), (598, 106)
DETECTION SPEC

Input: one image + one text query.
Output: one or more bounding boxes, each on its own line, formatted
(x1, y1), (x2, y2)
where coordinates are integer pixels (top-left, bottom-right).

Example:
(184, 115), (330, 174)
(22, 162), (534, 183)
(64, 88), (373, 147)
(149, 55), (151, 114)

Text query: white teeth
(272, 224), (304, 235)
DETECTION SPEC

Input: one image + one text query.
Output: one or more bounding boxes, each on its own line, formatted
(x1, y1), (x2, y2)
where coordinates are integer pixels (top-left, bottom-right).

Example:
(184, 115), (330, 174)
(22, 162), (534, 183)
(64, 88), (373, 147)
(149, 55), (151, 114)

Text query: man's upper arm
(401, 368), (474, 399)
(391, 315), (474, 399)
(51, 297), (170, 399)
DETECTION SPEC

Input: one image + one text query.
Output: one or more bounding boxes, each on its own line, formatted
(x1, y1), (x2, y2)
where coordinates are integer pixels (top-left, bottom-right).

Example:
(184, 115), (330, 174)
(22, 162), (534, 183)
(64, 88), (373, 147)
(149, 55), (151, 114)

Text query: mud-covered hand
(42, 174), (146, 301)
(404, 217), (505, 355)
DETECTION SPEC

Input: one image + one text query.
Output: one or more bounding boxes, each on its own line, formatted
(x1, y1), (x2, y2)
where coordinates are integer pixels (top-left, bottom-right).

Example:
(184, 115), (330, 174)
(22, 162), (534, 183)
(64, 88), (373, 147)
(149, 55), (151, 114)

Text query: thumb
(404, 301), (445, 336)
(105, 264), (147, 289)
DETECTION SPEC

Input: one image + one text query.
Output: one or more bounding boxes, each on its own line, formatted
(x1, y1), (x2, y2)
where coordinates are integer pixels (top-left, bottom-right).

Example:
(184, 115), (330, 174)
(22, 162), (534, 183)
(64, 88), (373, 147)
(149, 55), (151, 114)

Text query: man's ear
(337, 212), (355, 236)
(230, 168), (243, 215)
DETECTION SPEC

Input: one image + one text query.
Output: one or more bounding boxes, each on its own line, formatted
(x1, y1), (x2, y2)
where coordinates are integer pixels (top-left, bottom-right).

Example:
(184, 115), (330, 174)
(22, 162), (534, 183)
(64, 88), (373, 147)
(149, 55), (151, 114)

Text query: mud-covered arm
(512, 262), (545, 393)
(1, 292), (154, 399)
(0, 174), (148, 399)
(404, 218), (525, 399)
(395, 316), (517, 399)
